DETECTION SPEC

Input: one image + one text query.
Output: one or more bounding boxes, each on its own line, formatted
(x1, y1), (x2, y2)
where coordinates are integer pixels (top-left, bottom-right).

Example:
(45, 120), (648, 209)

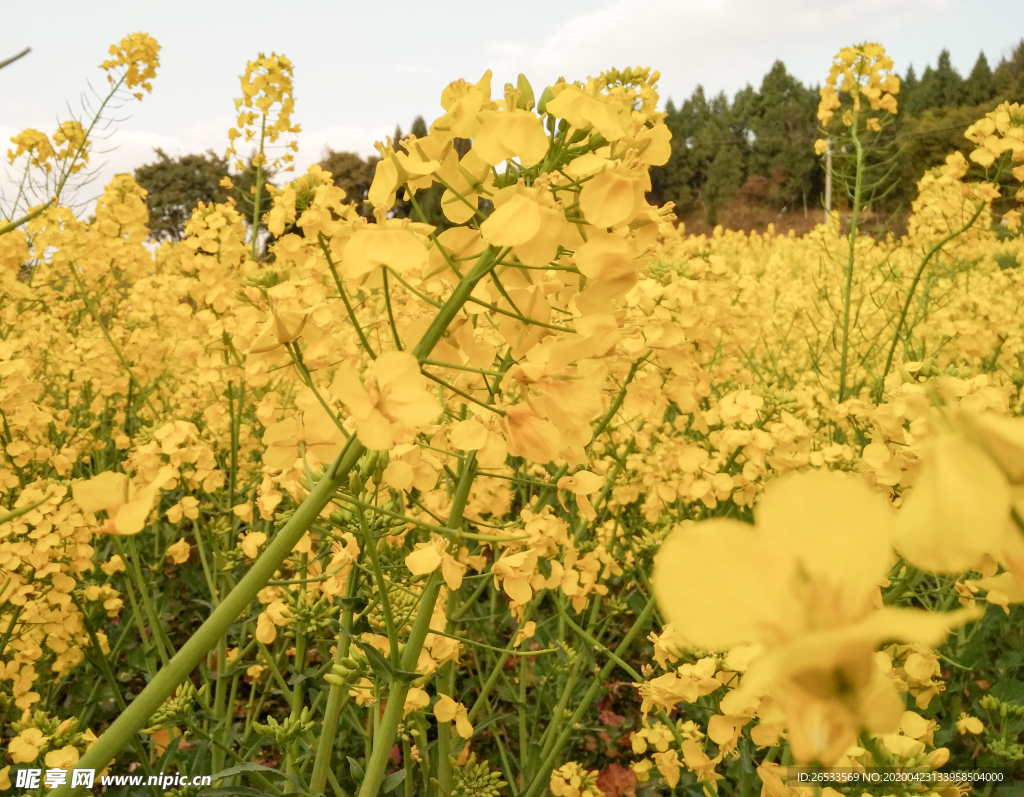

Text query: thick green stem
(52, 439), (365, 797)
(356, 573), (442, 797)
(358, 453), (477, 797)
(251, 115), (267, 262)
(412, 249), (499, 361)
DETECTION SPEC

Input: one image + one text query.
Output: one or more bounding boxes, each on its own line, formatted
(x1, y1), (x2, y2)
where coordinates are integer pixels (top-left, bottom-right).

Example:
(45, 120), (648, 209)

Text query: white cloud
(485, 0), (948, 103)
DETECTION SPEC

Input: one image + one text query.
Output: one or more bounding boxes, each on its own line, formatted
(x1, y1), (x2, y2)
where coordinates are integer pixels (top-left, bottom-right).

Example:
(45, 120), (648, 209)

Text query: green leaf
(214, 762), (282, 779)
(382, 769), (406, 794)
(338, 626), (420, 685)
(348, 756), (366, 782)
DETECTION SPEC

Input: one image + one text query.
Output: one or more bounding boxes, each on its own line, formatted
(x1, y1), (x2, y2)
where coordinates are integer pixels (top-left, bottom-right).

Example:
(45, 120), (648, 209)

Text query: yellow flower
(549, 762), (603, 797)
(9, 727), (47, 763)
(255, 600), (291, 645)
(431, 70), (495, 140)
(957, 713), (984, 734)
(166, 538), (191, 564)
(653, 469), (978, 764)
(450, 419), (489, 450)
(546, 83), (630, 141)
(501, 404), (562, 464)
(404, 687), (430, 716)
(480, 182), (576, 267)
(631, 758), (653, 783)
(342, 218), (434, 279)
(405, 537), (467, 590)
(101, 555), (126, 575)
(8, 128), (55, 170)
(893, 434), (1011, 573)
(472, 108), (549, 167)
(491, 548), (538, 607)
(72, 465), (176, 535)
(557, 470), (605, 521)
(261, 405), (347, 472)
(331, 352), (439, 450)
(579, 163), (646, 229)
(433, 694), (473, 738)
(100, 33), (161, 96)
(240, 531), (267, 559)
(573, 232), (638, 314)
(653, 749), (681, 788)
(44, 745), (80, 769)
(636, 659), (719, 716)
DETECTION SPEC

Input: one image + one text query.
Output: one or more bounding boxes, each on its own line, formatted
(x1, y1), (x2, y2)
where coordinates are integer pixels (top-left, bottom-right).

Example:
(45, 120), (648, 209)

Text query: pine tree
(994, 40), (1024, 102)
(901, 64), (919, 114)
(964, 52), (997, 105)
(914, 50), (965, 111)
(699, 92), (745, 225)
(745, 61), (818, 211)
(409, 116), (429, 138)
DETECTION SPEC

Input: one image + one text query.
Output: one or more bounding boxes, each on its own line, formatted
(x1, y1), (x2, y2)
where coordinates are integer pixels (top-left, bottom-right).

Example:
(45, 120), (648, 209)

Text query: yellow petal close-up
(894, 435), (1011, 573)
(653, 518), (798, 651)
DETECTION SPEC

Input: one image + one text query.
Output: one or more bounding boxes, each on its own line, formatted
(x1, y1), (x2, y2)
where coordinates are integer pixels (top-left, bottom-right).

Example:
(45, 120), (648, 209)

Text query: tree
(745, 61), (819, 211)
(134, 149), (230, 241)
(697, 92), (746, 225)
(409, 115), (429, 139)
(964, 52), (997, 105)
(993, 39), (1024, 102)
(901, 64), (919, 115)
(650, 85), (718, 214)
(910, 50), (965, 113)
(133, 149), (272, 242)
(894, 104), (986, 208)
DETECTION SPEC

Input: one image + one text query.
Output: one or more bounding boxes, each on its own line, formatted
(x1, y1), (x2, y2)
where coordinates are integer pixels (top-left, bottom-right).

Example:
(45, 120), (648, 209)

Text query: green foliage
(133, 149), (272, 241)
(133, 149), (230, 241)
(651, 41), (1024, 228)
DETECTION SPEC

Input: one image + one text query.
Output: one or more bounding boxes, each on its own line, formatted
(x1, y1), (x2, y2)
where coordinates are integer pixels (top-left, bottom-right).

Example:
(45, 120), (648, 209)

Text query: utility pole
(824, 139), (832, 222)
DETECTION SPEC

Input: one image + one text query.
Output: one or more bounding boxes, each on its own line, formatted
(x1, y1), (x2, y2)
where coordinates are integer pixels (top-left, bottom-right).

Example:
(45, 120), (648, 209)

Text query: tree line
(134, 41), (1024, 241)
(649, 41), (1024, 227)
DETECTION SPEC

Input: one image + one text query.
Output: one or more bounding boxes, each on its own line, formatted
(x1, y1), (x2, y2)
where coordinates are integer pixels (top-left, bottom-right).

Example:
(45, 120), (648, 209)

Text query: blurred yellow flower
(654, 469), (978, 763)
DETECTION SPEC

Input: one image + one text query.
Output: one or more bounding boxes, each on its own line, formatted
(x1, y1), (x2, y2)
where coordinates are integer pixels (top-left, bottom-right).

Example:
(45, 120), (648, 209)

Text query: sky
(2, 0), (1023, 208)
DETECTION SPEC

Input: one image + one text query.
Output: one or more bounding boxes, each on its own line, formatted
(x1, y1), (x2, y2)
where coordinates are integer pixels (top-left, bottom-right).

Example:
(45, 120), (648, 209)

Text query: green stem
(358, 454), (477, 797)
(356, 573), (442, 797)
(67, 264), (159, 417)
(520, 595), (657, 797)
(52, 439), (365, 797)
(0, 201), (52, 237)
(838, 110), (864, 403)
(875, 201), (986, 401)
(55, 236), (499, 797)
(309, 567), (360, 795)
(251, 116), (267, 262)
(124, 536), (174, 664)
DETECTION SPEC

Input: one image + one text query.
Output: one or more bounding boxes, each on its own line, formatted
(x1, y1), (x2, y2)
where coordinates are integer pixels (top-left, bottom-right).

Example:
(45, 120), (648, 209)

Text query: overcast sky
(3, 0), (1022, 206)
